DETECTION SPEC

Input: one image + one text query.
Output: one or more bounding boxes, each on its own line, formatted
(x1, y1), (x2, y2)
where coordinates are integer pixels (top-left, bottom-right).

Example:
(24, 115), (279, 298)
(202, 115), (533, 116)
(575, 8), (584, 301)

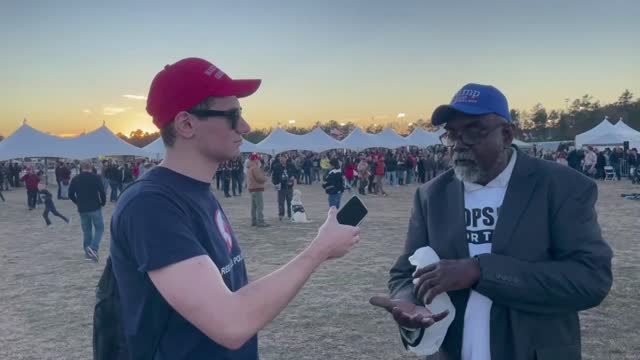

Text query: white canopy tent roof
(405, 128), (440, 147)
(255, 128), (305, 154)
(298, 128), (343, 153)
(0, 123), (73, 161)
(371, 128), (408, 149)
(143, 137), (165, 158)
(575, 119), (614, 147)
(614, 120), (640, 137)
(66, 125), (149, 159)
(143, 137), (259, 158)
(340, 128), (378, 150)
(579, 128), (640, 149)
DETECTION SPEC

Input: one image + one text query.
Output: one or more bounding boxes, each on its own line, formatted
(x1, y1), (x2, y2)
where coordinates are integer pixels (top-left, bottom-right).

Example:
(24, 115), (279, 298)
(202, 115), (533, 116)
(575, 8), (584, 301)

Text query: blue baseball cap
(431, 83), (511, 126)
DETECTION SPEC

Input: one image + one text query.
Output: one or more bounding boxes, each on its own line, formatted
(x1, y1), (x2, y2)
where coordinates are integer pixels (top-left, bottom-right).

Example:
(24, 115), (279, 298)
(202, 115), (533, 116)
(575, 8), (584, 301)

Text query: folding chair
(604, 166), (616, 181)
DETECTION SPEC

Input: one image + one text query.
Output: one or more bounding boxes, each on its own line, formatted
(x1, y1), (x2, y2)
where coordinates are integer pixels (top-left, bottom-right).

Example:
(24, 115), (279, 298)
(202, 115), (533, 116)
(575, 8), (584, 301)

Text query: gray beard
(453, 163), (487, 183)
(453, 148), (512, 184)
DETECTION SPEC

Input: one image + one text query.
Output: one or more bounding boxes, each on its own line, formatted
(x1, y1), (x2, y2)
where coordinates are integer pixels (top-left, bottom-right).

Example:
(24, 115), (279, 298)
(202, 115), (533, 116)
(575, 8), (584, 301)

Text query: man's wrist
(301, 243), (327, 267)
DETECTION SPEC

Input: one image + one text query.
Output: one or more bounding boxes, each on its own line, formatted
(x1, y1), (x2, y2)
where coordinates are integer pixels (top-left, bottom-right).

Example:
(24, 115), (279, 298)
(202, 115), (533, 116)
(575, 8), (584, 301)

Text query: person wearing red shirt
(20, 167), (40, 210)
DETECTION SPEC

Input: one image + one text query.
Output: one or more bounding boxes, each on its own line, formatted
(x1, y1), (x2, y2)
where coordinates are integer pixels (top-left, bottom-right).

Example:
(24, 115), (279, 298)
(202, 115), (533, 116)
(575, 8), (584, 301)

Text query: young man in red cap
(109, 58), (360, 360)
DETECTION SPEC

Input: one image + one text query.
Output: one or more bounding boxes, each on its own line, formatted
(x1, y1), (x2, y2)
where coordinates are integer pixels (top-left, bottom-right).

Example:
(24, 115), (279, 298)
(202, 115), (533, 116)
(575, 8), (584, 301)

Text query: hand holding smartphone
(336, 196), (369, 227)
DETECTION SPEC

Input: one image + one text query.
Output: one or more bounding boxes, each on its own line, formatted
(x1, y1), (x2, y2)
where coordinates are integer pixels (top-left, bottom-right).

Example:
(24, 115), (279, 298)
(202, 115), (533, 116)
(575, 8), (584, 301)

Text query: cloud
(123, 94), (147, 100)
(82, 109), (91, 114)
(103, 107), (128, 116)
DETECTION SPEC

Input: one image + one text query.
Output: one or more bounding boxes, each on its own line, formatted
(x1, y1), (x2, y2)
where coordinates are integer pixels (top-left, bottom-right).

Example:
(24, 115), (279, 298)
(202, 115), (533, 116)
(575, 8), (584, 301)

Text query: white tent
(143, 137), (165, 159)
(143, 137), (260, 158)
(575, 119), (614, 147)
(340, 128), (378, 150)
(371, 128), (408, 149)
(66, 125), (149, 159)
(240, 139), (259, 153)
(580, 128), (640, 149)
(298, 128), (342, 152)
(255, 128), (305, 154)
(0, 123), (72, 161)
(405, 128), (440, 147)
(614, 120), (640, 137)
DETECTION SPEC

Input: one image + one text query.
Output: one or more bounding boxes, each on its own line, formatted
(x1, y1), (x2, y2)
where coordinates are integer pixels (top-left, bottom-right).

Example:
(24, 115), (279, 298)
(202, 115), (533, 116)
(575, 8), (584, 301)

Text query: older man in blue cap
(371, 84), (613, 359)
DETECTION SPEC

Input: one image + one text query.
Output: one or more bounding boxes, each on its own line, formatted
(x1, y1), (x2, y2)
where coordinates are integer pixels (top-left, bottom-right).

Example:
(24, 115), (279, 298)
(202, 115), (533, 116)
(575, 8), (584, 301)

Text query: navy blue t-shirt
(110, 166), (258, 360)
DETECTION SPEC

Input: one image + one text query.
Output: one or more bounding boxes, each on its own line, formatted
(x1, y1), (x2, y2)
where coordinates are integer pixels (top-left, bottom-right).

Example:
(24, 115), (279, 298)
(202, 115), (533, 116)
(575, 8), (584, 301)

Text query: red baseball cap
(146, 57), (261, 128)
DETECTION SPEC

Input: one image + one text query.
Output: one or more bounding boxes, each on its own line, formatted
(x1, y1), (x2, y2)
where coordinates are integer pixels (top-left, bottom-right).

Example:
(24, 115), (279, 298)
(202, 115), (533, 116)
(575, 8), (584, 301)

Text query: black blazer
(388, 150), (613, 360)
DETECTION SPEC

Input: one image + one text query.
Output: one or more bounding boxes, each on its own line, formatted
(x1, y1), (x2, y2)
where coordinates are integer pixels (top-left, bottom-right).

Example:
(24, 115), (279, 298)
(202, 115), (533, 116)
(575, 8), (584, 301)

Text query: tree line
(4, 90), (634, 147)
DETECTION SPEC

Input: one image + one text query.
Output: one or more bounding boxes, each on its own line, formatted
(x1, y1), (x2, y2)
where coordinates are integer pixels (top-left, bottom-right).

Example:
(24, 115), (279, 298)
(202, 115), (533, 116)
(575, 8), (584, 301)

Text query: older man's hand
(413, 258), (481, 304)
(369, 296), (449, 329)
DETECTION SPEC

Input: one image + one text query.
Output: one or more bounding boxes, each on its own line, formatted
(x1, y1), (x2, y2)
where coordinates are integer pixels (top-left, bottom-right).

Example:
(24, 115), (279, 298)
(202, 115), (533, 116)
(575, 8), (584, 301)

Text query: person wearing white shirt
(372, 84), (612, 360)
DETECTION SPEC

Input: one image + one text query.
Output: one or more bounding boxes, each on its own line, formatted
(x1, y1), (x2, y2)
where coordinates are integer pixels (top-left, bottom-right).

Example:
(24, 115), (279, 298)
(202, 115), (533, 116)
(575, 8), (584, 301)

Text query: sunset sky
(1, 0), (638, 137)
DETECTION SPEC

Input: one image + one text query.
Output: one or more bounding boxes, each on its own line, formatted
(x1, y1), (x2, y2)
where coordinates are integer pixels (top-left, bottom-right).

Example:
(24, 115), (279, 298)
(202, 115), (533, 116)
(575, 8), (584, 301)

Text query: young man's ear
(173, 111), (196, 140)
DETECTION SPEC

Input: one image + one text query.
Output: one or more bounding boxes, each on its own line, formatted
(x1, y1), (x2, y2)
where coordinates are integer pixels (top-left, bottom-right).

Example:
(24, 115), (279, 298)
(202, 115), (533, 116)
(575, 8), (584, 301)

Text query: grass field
(1, 178), (638, 359)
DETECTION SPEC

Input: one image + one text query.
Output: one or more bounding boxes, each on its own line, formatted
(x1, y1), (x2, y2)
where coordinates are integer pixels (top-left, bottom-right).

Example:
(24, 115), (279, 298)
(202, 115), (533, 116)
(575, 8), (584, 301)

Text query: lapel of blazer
(491, 150), (539, 254)
(441, 172), (469, 259)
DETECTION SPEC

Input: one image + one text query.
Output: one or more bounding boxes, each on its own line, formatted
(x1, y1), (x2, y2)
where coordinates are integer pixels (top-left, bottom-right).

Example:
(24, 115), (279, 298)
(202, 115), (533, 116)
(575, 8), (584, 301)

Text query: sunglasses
(187, 108), (242, 130)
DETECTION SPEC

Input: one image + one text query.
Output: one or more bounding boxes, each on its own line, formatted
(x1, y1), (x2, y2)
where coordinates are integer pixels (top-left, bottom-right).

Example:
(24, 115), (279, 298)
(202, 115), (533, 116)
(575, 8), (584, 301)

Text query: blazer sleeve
(388, 188), (430, 347)
(474, 180), (613, 314)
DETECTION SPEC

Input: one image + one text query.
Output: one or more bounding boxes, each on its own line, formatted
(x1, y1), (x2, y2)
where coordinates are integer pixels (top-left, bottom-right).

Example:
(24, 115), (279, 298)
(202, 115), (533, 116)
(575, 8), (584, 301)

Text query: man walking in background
(69, 162), (106, 262)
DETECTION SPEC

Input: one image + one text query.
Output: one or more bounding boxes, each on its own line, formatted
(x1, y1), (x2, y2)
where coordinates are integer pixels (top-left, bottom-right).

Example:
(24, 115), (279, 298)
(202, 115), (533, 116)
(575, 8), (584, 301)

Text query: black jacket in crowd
(68, 172), (106, 213)
(271, 161), (296, 190)
(322, 169), (344, 195)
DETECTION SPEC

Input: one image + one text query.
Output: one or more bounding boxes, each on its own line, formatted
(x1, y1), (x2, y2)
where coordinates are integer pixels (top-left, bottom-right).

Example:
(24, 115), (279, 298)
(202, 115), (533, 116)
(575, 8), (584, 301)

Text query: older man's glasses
(187, 108), (242, 130)
(441, 123), (505, 147)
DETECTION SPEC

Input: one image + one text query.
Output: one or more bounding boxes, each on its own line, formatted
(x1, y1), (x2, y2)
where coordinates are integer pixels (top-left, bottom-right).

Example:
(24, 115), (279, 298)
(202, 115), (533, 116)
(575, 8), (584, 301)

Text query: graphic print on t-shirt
(214, 209), (233, 253)
(464, 206), (500, 246)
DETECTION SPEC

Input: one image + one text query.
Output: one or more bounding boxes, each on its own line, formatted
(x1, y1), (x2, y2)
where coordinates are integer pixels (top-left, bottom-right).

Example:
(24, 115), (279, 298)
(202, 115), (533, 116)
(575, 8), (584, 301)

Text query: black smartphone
(336, 196), (368, 226)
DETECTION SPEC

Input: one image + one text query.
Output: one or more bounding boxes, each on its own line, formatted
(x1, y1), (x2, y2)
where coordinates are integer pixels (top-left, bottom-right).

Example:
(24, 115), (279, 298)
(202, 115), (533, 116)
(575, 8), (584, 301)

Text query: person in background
(323, 158), (345, 209)
(247, 153), (269, 227)
(58, 162), (71, 199)
(357, 156), (370, 195)
(222, 160), (232, 197)
(272, 155), (296, 221)
(344, 158), (356, 191)
(320, 155), (331, 178)
(303, 155), (313, 185)
(68, 161), (106, 262)
(122, 163), (134, 189)
(374, 155), (387, 196)
(55, 161), (64, 199)
(231, 157), (243, 196)
(583, 146), (597, 178)
(312, 155), (321, 182)
(132, 162), (140, 180)
(367, 155), (376, 194)
(38, 183), (69, 227)
(627, 148), (638, 184)
(20, 166), (40, 210)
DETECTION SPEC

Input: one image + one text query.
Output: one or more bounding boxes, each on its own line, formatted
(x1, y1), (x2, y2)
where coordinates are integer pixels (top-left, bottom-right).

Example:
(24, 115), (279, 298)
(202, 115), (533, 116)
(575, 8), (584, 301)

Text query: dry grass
(1, 178), (638, 359)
